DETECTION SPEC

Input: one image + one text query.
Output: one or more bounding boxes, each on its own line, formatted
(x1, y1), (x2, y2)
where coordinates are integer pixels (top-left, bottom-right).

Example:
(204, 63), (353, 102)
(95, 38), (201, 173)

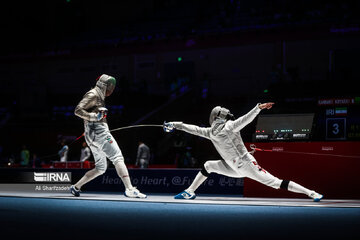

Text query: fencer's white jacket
(172, 104), (261, 163)
(74, 76), (108, 123)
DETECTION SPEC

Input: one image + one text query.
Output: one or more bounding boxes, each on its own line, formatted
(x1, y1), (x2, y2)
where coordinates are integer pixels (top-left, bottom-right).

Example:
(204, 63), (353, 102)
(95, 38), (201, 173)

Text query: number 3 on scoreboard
(332, 123), (339, 135)
(326, 118), (346, 140)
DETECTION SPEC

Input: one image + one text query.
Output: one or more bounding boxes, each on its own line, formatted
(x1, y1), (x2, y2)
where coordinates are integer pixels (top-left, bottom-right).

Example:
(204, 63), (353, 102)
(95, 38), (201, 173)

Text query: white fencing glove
(163, 121), (175, 132)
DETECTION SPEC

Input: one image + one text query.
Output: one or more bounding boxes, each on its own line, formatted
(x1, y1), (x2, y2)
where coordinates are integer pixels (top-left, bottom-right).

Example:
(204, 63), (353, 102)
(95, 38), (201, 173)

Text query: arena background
(0, 1), (359, 239)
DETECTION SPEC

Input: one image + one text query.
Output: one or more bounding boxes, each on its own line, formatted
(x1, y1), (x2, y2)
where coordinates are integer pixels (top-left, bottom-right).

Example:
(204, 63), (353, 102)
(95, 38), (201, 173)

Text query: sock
(75, 168), (103, 190)
(288, 181), (312, 196)
(187, 172), (208, 193)
(115, 161), (133, 189)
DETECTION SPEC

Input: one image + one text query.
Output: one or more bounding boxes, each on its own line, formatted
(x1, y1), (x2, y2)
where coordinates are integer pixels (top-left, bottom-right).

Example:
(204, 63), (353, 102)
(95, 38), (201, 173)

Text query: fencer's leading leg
(113, 158), (146, 198)
(175, 166), (208, 199)
(114, 161), (133, 189)
(186, 171), (208, 193)
(188, 160), (237, 193)
(99, 131), (133, 189)
(175, 160), (240, 199)
(104, 132), (146, 198)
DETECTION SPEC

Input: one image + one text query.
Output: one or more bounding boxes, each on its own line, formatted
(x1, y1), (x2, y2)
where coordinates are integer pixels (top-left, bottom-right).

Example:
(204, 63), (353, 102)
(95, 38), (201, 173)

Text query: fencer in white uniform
(70, 74), (146, 198)
(164, 103), (323, 201)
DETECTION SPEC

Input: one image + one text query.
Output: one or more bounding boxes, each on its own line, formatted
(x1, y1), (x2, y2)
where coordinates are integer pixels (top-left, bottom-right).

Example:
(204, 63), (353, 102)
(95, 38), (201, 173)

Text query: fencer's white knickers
(84, 121), (124, 172)
(204, 153), (282, 189)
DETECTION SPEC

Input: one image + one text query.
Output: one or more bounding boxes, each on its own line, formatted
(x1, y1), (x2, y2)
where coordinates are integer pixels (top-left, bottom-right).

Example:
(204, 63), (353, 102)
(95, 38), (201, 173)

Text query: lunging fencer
(163, 103), (323, 201)
(70, 74), (146, 198)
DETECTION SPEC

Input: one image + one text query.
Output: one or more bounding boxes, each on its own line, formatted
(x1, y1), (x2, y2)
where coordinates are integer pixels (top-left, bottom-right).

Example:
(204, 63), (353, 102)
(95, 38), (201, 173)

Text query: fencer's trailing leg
(71, 168), (105, 197)
(287, 181), (323, 202)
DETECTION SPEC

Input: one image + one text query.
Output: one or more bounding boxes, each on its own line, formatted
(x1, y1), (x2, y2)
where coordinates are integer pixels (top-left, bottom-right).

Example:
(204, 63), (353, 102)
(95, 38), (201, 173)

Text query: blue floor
(1, 196), (359, 240)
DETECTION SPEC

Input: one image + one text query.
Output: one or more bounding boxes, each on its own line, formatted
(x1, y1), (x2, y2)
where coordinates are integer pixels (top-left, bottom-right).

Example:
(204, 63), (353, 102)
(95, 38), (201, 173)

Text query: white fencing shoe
(309, 191), (323, 202)
(124, 187), (147, 199)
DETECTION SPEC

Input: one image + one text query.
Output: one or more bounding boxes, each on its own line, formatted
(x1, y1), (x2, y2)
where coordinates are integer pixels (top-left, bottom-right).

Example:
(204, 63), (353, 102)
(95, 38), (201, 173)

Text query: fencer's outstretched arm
(171, 122), (211, 140)
(227, 102), (274, 132)
(74, 92), (99, 122)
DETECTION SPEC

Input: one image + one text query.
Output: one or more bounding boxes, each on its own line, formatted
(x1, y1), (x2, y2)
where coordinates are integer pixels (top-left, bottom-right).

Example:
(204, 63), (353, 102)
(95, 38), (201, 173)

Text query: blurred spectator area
(2, 1), (359, 53)
(0, 0), (359, 168)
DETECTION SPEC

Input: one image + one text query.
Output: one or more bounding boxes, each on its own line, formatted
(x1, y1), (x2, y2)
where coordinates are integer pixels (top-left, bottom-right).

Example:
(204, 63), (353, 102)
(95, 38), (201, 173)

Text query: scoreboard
(253, 97), (359, 142)
(318, 97), (360, 141)
(254, 113), (315, 141)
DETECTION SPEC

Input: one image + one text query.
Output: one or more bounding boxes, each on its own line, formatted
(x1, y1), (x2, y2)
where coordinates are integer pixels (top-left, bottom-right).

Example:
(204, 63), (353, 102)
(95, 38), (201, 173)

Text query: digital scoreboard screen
(255, 113), (315, 141)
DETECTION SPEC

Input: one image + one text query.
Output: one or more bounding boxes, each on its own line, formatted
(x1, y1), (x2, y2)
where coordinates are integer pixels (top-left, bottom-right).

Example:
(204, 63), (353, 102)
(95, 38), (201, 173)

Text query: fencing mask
(96, 74), (116, 97)
(209, 106), (234, 126)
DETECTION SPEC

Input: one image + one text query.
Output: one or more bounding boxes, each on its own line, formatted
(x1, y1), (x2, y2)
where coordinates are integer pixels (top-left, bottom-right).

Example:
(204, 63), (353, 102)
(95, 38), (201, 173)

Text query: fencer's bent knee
(203, 161), (213, 174)
(94, 168), (106, 175)
(111, 156), (125, 166)
(94, 165), (107, 174)
(201, 163), (210, 177)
